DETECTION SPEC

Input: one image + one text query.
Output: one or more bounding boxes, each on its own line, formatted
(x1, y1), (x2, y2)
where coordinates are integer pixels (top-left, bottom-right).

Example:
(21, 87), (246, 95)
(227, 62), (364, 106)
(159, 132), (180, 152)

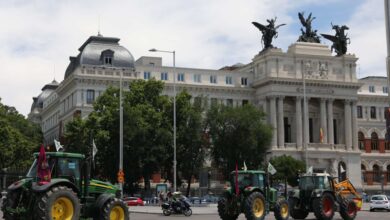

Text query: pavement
(129, 203), (371, 215)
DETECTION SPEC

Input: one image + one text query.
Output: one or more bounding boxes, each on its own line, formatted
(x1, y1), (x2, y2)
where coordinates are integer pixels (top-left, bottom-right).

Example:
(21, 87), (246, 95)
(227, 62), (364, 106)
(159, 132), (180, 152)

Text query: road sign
(117, 169), (125, 183)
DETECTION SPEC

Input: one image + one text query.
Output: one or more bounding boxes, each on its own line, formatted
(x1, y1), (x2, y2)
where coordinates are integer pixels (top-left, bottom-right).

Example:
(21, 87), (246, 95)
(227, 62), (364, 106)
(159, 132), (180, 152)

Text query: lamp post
(149, 48), (177, 192)
(119, 71), (124, 195)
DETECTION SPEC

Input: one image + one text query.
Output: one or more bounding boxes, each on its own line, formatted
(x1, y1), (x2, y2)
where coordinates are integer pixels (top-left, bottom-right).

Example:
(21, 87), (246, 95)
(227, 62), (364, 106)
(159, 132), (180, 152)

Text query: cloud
(0, 0), (386, 116)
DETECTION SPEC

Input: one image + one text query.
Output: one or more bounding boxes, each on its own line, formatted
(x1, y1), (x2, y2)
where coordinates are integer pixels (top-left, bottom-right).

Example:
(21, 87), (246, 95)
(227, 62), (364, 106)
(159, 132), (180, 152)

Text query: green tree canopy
(206, 104), (272, 177)
(0, 98), (42, 169)
(270, 155), (305, 187)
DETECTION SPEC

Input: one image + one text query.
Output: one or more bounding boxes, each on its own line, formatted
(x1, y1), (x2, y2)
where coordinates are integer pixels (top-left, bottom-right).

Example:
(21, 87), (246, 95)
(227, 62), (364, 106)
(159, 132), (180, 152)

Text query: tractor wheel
(2, 189), (22, 220)
(288, 198), (309, 219)
(339, 200), (357, 220)
(313, 193), (335, 220)
(101, 198), (129, 220)
(274, 198), (290, 220)
(34, 186), (80, 220)
(244, 192), (266, 220)
(217, 198), (239, 220)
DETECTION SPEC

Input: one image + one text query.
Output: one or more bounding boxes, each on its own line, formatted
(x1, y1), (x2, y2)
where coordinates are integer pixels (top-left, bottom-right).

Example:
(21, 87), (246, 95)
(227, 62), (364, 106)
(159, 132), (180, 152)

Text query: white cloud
(0, 0), (386, 116)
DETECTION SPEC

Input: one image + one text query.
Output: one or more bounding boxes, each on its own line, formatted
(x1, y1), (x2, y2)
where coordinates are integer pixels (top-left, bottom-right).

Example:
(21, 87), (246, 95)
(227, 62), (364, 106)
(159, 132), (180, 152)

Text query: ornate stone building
(29, 34), (390, 192)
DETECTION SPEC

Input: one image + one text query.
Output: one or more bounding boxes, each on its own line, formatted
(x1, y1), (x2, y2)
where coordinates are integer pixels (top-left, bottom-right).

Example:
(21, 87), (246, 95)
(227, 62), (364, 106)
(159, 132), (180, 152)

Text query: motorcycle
(162, 199), (192, 216)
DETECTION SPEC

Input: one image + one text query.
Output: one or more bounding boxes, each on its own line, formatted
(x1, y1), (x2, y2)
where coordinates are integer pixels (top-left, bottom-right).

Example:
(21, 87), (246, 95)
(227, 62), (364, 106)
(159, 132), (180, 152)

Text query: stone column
(269, 96), (277, 149)
(295, 97), (303, 149)
(277, 96), (285, 148)
(344, 100), (352, 150)
(327, 99), (334, 144)
(303, 97), (310, 145)
(320, 98), (327, 143)
(352, 101), (358, 151)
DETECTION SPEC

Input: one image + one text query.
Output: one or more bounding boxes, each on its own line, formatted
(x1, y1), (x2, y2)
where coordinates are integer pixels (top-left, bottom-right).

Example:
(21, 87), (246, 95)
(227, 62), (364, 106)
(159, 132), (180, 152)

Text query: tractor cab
(27, 152), (82, 184)
(230, 171), (266, 192)
(299, 174), (331, 191)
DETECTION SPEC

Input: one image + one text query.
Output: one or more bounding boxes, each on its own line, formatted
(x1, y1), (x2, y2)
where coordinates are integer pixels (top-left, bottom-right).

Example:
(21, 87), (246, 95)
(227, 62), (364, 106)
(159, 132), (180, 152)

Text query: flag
(307, 166), (313, 174)
(243, 161), (247, 171)
(54, 139), (63, 152)
(92, 139), (98, 162)
(340, 165), (346, 173)
(37, 144), (51, 184)
(235, 162), (239, 196)
(320, 128), (324, 143)
(267, 162), (277, 175)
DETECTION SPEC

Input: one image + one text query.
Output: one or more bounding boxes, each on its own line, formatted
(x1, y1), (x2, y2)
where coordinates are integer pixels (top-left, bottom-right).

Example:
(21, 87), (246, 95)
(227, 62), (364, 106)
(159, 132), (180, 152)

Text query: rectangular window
(241, 77), (248, 86)
(226, 99), (233, 107)
(242, 100), (249, 105)
(177, 73), (185, 82)
(370, 106), (376, 119)
(210, 75), (217, 84)
(369, 85), (375, 93)
(383, 86), (388, 94)
(86, 90), (95, 104)
(104, 57), (112, 65)
(357, 106), (363, 118)
(193, 74), (201, 83)
(160, 72), (168, 81)
(226, 76), (232, 85)
(144, 72), (151, 80)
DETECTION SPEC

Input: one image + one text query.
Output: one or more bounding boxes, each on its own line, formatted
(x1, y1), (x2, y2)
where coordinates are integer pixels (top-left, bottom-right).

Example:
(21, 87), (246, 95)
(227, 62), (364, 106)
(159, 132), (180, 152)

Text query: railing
(362, 171), (389, 185)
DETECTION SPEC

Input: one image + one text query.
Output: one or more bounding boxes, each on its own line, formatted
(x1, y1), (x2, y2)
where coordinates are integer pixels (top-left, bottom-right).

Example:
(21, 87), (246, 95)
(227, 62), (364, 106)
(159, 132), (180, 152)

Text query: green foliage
(0, 98), (42, 169)
(206, 104), (272, 177)
(173, 91), (206, 195)
(269, 155), (305, 187)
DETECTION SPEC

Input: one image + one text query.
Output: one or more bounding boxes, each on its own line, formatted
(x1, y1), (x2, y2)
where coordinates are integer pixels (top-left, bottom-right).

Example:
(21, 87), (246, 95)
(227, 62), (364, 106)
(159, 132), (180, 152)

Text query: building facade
(29, 34), (390, 192)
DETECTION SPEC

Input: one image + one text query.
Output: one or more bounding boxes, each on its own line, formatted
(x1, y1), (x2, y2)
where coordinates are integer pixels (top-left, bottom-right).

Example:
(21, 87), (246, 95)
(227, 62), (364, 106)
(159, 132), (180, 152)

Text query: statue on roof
(252, 17), (286, 51)
(321, 24), (350, 56)
(297, 12), (321, 43)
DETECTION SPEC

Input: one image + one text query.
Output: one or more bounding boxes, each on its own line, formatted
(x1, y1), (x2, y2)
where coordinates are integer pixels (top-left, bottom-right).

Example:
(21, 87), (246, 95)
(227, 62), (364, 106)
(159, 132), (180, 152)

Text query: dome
(30, 80), (59, 111)
(64, 35), (135, 79)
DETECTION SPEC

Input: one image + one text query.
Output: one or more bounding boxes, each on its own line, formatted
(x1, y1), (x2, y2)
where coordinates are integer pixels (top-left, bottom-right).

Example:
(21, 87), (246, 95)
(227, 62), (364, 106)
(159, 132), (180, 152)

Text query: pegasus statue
(252, 17), (286, 51)
(321, 24), (350, 56)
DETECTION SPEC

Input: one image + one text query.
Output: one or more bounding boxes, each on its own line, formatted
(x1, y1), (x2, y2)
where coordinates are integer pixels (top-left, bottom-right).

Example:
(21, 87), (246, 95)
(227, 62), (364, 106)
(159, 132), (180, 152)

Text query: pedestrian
(158, 191), (163, 206)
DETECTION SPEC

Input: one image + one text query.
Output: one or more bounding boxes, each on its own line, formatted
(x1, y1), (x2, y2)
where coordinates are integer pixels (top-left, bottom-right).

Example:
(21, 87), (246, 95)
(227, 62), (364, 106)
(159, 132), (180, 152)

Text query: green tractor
(1, 151), (129, 220)
(218, 170), (289, 220)
(288, 173), (360, 220)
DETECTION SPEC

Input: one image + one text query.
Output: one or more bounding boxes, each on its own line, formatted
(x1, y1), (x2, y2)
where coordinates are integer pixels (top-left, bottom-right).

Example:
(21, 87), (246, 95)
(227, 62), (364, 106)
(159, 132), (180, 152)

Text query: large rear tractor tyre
(313, 193), (335, 220)
(217, 198), (239, 220)
(101, 198), (129, 220)
(244, 192), (266, 220)
(2, 190), (22, 220)
(288, 198), (309, 219)
(339, 200), (357, 220)
(34, 186), (80, 220)
(274, 198), (290, 220)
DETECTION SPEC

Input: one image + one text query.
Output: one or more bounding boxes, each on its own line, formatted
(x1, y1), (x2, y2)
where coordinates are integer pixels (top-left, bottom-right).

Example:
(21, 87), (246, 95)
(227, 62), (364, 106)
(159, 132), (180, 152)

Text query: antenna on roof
(97, 15), (102, 37)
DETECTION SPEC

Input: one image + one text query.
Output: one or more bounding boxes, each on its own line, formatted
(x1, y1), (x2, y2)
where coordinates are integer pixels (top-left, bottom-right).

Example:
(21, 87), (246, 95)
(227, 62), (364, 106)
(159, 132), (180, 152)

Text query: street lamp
(149, 48), (177, 192)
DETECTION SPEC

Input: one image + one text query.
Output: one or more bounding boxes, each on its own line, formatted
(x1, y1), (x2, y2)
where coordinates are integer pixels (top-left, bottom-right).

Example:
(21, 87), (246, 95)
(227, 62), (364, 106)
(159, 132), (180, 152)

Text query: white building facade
(29, 35), (390, 192)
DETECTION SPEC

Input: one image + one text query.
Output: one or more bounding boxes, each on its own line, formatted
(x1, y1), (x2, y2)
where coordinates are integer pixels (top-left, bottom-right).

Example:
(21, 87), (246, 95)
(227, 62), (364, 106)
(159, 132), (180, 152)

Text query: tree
(206, 104), (272, 177)
(270, 155), (305, 192)
(0, 98), (42, 170)
(63, 79), (172, 194)
(173, 91), (206, 196)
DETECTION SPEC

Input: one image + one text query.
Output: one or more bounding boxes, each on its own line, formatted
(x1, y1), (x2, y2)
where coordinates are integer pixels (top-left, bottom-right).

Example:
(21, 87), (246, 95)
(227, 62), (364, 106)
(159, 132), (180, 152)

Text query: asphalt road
(130, 211), (390, 220)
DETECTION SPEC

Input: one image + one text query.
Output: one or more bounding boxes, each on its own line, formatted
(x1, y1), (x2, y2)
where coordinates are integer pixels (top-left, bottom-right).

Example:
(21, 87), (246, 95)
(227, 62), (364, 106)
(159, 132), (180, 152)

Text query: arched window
(358, 132), (365, 150)
(371, 132), (379, 151)
(373, 164), (381, 182)
(361, 164), (367, 183)
(338, 161), (347, 182)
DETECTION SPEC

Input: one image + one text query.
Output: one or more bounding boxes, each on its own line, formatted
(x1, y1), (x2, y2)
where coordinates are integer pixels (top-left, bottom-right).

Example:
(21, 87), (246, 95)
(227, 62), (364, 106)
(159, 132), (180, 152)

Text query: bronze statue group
(252, 11), (350, 56)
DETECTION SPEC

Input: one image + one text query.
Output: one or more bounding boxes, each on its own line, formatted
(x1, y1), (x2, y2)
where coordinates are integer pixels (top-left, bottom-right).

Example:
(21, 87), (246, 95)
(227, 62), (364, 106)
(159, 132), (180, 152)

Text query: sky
(0, 0), (387, 116)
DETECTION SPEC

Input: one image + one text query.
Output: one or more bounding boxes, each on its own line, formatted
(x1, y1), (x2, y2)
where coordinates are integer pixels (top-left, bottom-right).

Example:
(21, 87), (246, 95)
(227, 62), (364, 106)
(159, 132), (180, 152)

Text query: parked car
(201, 194), (219, 203)
(369, 194), (390, 212)
(189, 196), (202, 204)
(124, 197), (145, 206)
